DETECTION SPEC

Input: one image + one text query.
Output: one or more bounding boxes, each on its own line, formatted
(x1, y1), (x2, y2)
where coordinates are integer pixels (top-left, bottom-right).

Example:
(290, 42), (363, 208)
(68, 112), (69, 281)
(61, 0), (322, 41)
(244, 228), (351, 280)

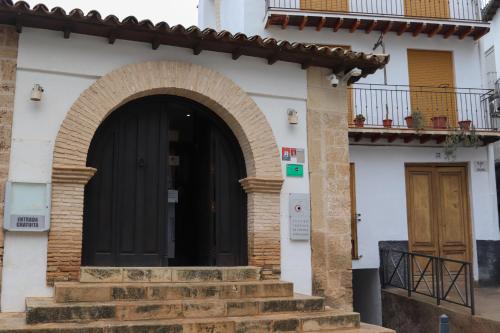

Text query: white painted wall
(350, 144), (500, 278)
(1, 28), (313, 311)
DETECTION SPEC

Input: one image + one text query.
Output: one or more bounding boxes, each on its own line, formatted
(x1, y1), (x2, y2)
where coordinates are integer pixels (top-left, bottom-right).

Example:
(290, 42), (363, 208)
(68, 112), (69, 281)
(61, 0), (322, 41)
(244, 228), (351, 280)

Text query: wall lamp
(288, 108), (299, 125)
(30, 84), (44, 102)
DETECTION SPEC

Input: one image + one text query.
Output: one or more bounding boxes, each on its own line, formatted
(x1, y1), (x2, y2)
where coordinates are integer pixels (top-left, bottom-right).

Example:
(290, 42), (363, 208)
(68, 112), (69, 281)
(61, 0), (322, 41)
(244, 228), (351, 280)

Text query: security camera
(328, 74), (340, 87)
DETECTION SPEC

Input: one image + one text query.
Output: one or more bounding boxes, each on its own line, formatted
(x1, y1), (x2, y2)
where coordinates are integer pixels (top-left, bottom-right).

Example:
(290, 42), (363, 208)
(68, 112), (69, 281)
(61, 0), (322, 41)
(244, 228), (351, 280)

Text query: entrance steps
(0, 267), (393, 332)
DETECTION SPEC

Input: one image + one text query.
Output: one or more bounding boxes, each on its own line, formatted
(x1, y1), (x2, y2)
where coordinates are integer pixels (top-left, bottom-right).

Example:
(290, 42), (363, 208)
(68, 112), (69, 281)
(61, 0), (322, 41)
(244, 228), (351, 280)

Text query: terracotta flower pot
(383, 119), (393, 128)
(431, 116), (448, 129)
(458, 120), (472, 131)
(405, 116), (414, 128)
(354, 119), (365, 128)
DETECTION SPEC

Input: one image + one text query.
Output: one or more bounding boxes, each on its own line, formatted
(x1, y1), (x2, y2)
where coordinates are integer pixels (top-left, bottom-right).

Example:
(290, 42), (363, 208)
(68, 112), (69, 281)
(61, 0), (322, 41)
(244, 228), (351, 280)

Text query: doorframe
(47, 61), (283, 284)
(404, 162), (473, 262)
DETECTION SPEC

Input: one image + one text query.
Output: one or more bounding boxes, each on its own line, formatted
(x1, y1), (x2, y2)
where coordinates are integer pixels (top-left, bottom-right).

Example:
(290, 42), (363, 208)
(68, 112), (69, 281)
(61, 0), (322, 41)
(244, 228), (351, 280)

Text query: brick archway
(48, 61), (283, 284)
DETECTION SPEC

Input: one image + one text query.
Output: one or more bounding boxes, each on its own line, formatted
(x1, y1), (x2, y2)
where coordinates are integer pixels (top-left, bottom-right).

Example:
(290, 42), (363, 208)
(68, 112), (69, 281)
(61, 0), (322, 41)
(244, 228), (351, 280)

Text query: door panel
(436, 168), (470, 262)
(405, 0), (450, 19)
(300, 0), (348, 12)
(406, 165), (471, 262)
(407, 50), (457, 127)
(406, 168), (438, 257)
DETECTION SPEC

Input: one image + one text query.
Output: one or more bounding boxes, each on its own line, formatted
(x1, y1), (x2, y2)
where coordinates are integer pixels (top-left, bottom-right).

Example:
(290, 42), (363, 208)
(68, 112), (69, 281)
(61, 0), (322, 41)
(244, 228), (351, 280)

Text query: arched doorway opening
(82, 95), (247, 267)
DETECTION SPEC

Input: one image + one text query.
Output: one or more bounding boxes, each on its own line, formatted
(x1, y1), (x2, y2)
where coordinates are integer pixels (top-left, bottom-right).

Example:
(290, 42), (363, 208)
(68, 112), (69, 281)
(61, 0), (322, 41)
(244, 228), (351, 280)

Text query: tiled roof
(0, 0), (389, 82)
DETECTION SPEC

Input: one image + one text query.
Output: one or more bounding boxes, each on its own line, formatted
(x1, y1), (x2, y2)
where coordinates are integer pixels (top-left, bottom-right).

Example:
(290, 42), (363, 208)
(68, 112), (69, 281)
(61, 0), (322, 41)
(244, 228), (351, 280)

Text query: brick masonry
(0, 25), (18, 282)
(307, 67), (353, 312)
(48, 61), (283, 284)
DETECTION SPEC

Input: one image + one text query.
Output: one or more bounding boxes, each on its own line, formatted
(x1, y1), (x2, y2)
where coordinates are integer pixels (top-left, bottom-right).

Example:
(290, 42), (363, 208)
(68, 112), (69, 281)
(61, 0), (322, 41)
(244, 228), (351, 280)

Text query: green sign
(287, 164), (304, 177)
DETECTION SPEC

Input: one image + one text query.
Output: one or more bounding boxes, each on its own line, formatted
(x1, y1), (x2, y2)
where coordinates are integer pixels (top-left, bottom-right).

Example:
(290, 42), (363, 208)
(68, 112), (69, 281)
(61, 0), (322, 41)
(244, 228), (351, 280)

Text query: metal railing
(349, 84), (496, 130)
(380, 248), (475, 314)
(267, 0), (484, 22)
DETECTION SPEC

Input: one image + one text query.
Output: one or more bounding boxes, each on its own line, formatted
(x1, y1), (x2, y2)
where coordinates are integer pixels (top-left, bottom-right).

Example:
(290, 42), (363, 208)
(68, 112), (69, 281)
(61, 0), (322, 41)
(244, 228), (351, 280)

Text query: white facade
(1, 28), (314, 312)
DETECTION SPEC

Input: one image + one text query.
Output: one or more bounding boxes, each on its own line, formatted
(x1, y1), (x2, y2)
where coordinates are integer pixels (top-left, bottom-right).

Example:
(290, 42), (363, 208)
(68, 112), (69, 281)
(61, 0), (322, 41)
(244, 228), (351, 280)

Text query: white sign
(4, 182), (51, 232)
(289, 193), (310, 241)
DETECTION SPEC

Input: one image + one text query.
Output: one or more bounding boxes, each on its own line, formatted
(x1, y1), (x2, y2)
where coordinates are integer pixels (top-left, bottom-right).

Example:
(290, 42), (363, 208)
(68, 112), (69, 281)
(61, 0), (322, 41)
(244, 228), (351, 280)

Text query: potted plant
(405, 111), (424, 130)
(354, 114), (366, 128)
(383, 105), (392, 128)
(458, 120), (472, 131)
(431, 116), (448, 129)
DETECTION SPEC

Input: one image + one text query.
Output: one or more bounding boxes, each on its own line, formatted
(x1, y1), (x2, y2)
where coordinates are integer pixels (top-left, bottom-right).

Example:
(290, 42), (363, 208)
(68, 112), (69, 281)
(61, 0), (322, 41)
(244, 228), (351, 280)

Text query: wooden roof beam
(333, 18), (344, 32)
(435, 136), (447, 144)
(282, 15), (290, 29)
(397, 23), (409, 36)
(443, 26), (458, 39)
(412, 23), (426, 37)
(63, 27), (71, 39)
(108, 30), (118, 44)
(299, 16), (308, 30)
(267, 52), (279, 65)
(459, 26), (475, 40)
(371, 134), (382, 143)
(387, 135), (398, 143)
(428, 24), (443, 37)
(350, 19), (361, 33)
(151, 36), (160, 50)
(231, 47), (243, 60)
(365, 20), (378, 34)
(474, 27), (490, 41)
(382, 21), (393, 34)
(353, 134), (363, 142)
(192, 42), (203, 55)
(316, 17), (326, 31)
(301, 60), (312, 70)
(403, 135), (415, 143)
(420, 135), (432, 144)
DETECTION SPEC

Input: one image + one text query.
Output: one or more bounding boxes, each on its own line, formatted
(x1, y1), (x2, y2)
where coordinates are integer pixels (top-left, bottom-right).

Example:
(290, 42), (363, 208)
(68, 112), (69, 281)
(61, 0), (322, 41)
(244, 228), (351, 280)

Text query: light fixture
(287, 108), (298, 125)
(30, 84), (44, 102)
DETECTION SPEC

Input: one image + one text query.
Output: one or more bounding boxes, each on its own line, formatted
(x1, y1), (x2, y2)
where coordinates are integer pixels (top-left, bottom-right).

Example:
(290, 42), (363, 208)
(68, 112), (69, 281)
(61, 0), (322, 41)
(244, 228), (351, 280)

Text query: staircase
(0, 267), (393, 332)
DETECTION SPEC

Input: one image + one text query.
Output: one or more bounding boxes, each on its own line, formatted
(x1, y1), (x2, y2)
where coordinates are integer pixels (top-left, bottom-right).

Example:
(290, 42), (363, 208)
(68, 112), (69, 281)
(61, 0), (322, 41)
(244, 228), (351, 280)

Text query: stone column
(240, 177), (283, 279)
(47, 165), (96, 285)
(307, 67), (352, 311)
(0, 25), (18, 278)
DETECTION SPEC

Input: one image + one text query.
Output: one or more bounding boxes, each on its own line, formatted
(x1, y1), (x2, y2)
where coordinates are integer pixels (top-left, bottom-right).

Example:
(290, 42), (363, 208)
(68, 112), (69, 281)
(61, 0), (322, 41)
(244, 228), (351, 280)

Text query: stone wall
(382, 289), (500, 333)
(307, 67), (352, 311)
(0, 25), (18, 278)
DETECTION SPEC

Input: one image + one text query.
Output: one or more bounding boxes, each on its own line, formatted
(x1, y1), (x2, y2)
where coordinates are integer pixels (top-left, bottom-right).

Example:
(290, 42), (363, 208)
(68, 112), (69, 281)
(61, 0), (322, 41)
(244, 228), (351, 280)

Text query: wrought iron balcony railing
(349, 84), (496, 131)
(267, 0), (484, 22)
(380, 248), (475, 314)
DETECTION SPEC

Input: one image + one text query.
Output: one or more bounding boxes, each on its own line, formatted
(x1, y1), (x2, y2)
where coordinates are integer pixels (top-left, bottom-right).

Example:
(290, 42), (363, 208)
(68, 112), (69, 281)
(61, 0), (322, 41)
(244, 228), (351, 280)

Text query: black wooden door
(82, 96), (247, 267)
(83, 100), (170, 266)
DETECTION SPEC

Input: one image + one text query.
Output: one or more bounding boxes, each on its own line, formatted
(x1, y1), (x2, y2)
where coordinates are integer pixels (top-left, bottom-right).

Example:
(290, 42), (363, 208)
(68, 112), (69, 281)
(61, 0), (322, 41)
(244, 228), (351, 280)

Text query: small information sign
(289, 193), (310, 241)
(287, 164), (304, 177)
(4, 182), (51, 232)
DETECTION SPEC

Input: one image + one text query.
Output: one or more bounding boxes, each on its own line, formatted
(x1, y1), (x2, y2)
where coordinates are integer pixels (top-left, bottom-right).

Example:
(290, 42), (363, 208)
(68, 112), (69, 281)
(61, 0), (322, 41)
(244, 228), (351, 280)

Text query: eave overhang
(0, 1), (389, 81)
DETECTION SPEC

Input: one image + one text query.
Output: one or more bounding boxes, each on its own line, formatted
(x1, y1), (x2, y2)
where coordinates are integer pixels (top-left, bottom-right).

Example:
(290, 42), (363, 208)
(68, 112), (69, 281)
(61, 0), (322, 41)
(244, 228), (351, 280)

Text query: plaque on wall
(4, 182), (51, 232)
(289, 193), (310, 241)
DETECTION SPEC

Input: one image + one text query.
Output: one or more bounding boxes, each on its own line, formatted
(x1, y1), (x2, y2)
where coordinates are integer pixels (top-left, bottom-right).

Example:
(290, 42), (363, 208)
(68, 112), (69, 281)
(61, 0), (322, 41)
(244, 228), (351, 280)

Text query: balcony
(266, 0), (490, 40)
(347, 84), (500, 144)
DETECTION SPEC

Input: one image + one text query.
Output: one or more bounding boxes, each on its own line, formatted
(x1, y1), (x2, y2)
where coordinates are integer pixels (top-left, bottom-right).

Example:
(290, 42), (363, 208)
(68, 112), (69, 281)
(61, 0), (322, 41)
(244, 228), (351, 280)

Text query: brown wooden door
(406, 165), (471, 262)
(407, 50), (457, 127)
(404, 0), (450, 19)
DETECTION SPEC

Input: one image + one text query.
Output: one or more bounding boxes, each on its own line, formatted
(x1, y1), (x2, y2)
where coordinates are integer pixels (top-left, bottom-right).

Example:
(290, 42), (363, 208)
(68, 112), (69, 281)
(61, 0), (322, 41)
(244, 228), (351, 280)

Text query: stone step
(0, 311), (360, 332)
(80, 266), (261, 283)
(26, 294), (324, 324)
(306, 324), (395, 333)
(54, 280), (294, 303)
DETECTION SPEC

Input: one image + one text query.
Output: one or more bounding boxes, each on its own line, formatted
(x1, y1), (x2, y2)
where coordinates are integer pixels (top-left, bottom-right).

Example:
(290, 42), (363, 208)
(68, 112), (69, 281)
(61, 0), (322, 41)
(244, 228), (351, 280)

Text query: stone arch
(47, 61), (283, 284)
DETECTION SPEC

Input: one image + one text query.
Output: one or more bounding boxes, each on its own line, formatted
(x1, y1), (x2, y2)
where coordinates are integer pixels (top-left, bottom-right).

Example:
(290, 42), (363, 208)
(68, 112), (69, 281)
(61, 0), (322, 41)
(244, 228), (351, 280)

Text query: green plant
(355, 114), (366, 121)
(410, 111), (424, 130)
(443, 126), (480, 160)
(385, 105), (390, 120)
